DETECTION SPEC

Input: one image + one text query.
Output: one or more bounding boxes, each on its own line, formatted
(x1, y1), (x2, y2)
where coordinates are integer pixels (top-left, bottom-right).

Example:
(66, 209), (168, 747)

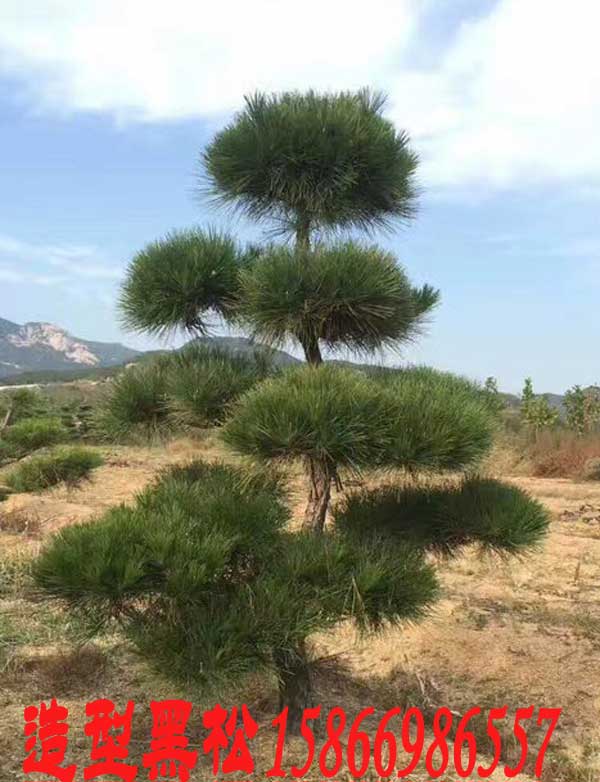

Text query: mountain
(0, 323), (579, 410)
(189, 336), (301, 367)
(0, 317), (140, 379)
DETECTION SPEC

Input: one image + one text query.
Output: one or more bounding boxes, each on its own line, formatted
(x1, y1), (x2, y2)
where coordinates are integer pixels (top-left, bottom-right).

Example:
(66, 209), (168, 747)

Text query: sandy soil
(1, 438), (599, 781)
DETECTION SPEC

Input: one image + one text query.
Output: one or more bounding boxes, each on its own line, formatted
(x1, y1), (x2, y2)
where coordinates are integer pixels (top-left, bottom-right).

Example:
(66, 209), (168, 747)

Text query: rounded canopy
(235, 241), (439, 357)
(204, 89), (419, 235)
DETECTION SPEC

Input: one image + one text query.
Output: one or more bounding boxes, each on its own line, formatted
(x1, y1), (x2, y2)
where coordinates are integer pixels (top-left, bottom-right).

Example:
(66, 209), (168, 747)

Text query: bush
(0, 438), (19, 466)
(0, 388), (52, 423)
(370, 366), (497, 470)
(223, 365), (393, 468)
(5, 447), (103, 492)
(582, 457), (600, 481)
(96, 346), (273, 439)
(34, 460), (437, 696)
(163, 344), (273, 427)
(224, 365), (495, 472)
(234, 243), (439, 358)
(204, 89), (419, 232)
(119, 228), (242, 337)
(3, 417), (69, 452)
(95, 362), (171, 441)
(335, 476), (550, 555)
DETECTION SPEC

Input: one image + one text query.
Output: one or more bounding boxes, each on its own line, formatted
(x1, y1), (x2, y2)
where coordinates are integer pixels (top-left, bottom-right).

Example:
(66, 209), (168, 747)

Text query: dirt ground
(1, 435), (599, 781)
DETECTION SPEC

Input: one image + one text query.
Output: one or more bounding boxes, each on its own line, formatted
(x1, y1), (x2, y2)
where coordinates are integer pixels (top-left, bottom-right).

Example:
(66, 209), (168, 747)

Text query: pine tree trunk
(296, 216), (311, 251)
(303, 458), (331, 533)
(295, 216), (323, 367)
(274, 641), (312, 733)
(301, 335), (323, 366)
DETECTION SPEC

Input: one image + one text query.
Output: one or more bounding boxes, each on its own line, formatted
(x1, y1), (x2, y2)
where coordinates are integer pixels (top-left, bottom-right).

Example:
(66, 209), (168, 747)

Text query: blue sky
(0, 0), (598, 394)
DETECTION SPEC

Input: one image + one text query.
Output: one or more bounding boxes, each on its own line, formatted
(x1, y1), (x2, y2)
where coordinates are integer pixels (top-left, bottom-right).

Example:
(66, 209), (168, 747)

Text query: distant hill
(0, 334), (300, 386)
(0, 317), (140, 379)
(189, 336), (301, 367)
(0, 325), (581, 412)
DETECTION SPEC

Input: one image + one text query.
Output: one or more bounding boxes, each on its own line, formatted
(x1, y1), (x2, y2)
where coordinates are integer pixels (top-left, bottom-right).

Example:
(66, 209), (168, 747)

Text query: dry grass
(528, 430), (600, 479)
(0, 435), (599, 780)
(484, 428), (600, 482)
(0, 508), (41, 537)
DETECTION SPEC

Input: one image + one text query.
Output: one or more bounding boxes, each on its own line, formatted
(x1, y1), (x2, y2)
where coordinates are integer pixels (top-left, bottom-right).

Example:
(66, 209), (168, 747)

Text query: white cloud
(390, 0), (600, 188)
(0, 233), (122, 280)
(0, 0), (416, 120)
(1, 0), (599, 189)
(0, 265), (66, 286)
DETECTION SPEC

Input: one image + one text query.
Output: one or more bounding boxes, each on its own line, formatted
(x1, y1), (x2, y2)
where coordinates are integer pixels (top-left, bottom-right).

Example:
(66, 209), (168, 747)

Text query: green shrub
(370, 366), (497, 471)
(222, 365), (393, 468)
(335, 476), (550, 555)
(34, 459), (437, 689)
(2, 388), (53, 422)
(163, 344), (273, 427)
(204, 89), (419, 233)
(5, 447), (103, 492)
(3, 417), (69, 451)
(119, 228), (242, 337)
(223, 364), (496, 531)
(95, 362), (171, 441)
(95, 346), (273, 438)
(234, 243), (439, 359)
(0, 438), (18, 466)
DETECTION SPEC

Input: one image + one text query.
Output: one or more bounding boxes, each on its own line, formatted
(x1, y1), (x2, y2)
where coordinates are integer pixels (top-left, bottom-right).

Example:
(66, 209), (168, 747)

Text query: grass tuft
(4, 447), (103, 493)
(3, 417), (70, 452)
(164, 343), (273, 427)
(94, 362), (171, 442)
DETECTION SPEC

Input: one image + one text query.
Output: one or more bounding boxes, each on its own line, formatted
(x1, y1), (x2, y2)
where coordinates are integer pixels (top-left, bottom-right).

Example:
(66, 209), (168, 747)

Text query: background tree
(94, 345), (274, 442)
(484, 376), (499, 394)
(521, 377), (559, 433)
(521, 377), (535, 408)
(564, 384), (600, 435)
(565, 384), (586, 434)
(483, 375), (505, 416)
(583, 389), (600, 432)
